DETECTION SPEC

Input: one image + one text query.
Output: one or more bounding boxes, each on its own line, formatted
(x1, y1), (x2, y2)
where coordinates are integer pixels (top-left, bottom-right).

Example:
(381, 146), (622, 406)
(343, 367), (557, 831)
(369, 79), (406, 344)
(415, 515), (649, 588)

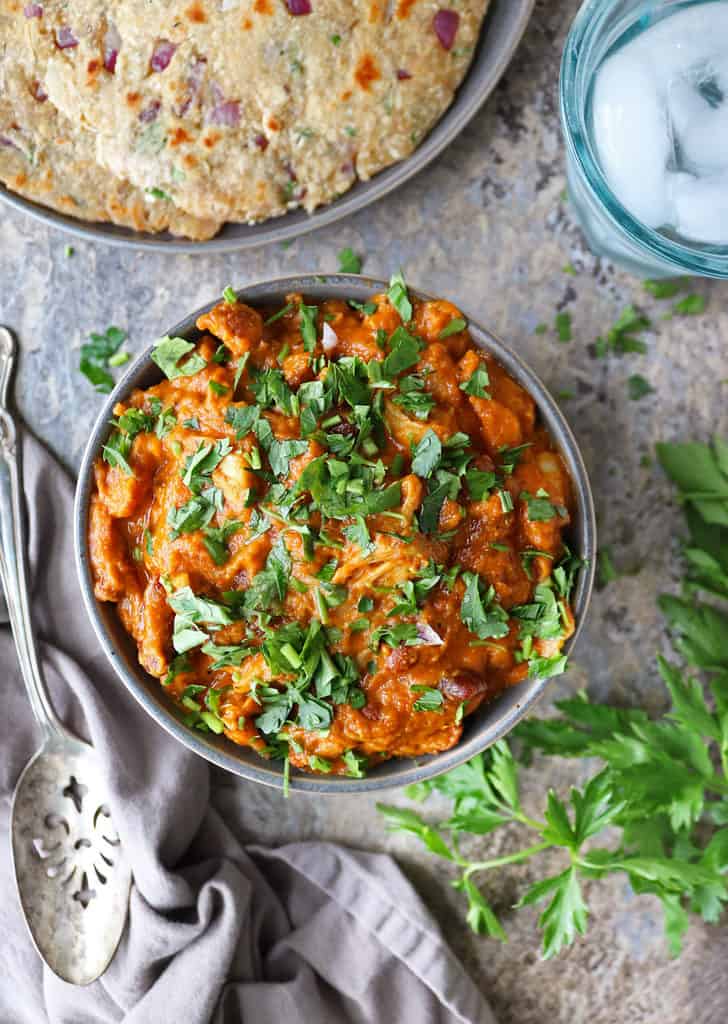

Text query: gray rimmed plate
(0, 0), (534, 254)
(74, 274), (596, 793)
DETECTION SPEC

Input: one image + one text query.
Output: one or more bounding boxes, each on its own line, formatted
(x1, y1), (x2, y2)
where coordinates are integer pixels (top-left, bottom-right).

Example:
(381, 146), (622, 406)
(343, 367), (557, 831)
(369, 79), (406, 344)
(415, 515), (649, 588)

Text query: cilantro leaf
(382, 326), (423, 378)
(411, 430), (442, 478)
(80, 326), (127, 393)
(439, 317), (467, 340)
(460, 572), (509, 640)
(387, 270), (413, 322)
(459, 364), (490, 398)
(152, 336), (207, 380)
(338, 247), (362, 274)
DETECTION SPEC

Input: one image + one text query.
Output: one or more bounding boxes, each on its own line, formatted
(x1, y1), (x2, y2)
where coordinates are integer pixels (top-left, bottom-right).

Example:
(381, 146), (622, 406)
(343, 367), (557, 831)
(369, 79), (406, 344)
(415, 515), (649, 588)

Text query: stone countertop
(1, 2), (727, 1022)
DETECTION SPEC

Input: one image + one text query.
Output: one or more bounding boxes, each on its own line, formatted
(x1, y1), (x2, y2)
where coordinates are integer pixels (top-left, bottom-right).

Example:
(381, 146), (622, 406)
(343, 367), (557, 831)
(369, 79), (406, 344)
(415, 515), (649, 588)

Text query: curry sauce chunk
(89, 279), (580, 779)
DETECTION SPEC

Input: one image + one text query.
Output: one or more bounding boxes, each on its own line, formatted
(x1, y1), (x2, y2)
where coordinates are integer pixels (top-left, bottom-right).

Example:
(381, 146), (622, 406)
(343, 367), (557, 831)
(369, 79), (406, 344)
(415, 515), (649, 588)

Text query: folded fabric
(0, 431), (495, 1024)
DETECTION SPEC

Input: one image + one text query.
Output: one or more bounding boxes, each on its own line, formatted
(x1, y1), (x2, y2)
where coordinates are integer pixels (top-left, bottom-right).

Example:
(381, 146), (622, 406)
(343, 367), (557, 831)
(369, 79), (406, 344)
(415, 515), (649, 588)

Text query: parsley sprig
(379, 436), (728, 959)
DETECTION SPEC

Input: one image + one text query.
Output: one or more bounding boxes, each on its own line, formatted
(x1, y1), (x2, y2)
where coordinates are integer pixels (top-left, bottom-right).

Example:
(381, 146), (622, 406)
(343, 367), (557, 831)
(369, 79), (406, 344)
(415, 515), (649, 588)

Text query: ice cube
(669, 171), (728, 243)
(592, 50), (671, 228)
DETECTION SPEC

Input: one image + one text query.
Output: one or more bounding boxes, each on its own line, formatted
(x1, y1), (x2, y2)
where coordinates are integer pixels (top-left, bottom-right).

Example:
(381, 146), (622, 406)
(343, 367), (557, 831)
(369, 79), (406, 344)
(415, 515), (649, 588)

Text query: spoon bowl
(11, 736), (131, 986)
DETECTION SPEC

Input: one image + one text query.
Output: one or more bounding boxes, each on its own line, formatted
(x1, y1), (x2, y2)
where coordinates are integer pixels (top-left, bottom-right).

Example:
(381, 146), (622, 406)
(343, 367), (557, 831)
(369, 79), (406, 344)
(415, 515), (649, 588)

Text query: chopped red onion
(138, 100), (161, 123)
(433, 9), (459, 50)
(23, 3), (43, 17)
(0, 136), (17, 149)
(416, 623), (444, 647)
(322, 322), (338, 353)
(208, 85), (241, 126)
(396, 68), (412, 80)
(253, 133), (268, 150)
(103, 24), (121, 73)
(286, 0), (312, 13)
(175, 56), (206, 117)
(150, 39), (176, 73)
(55, 26), (78, 49)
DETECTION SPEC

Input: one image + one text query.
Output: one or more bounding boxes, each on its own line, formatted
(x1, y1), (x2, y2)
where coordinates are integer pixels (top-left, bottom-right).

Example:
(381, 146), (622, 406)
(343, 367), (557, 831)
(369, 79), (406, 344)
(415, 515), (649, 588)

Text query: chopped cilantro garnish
(460, 572), (509, 640)
(465, 469), (496, 501)
(411, 686), (444, 713)
(439, 317), (467, 339)
(459, 364), (490, 398)
(382, 326), (422, 378)
(349, 299), (378, 315)
(521, 489), (565, 522)
(387, 270), (413, 322)
(393, 373), (435, 420)
(265, 302), (294, 326)
(152, 336), (207, 380)
(223, 285), (237, 303)
(411, 430), (442, 478)
(295, 303), (317, 352)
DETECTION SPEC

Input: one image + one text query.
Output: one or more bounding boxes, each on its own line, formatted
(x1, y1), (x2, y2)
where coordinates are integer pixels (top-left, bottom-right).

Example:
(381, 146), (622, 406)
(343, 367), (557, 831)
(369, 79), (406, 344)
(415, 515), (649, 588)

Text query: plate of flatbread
(0, 0), (534, 251)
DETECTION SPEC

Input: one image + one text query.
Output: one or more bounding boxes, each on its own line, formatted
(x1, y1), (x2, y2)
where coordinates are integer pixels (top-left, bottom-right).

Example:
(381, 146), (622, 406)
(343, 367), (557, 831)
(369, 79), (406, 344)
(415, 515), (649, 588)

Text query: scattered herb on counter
(337, 247), (362, 274)
(596, 546), (619, 588)
(644, 278), (689, 299)
(64, 245), (74, 258)
(555, 312), (572, 342)
(595, 305), (650, 358)
(534, 323), (548, 335)
(562, 263), (577, 276)
(673, 294), (707, 317)
(379, 437), (728, 959)
(628, 373), (653, 400)
(80, 326), (128, 394)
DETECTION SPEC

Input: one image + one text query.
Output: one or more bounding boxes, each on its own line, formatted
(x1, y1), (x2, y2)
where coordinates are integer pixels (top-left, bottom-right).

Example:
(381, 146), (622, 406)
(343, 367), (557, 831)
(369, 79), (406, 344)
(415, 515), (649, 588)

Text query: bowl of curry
(75, 274), (596, 793)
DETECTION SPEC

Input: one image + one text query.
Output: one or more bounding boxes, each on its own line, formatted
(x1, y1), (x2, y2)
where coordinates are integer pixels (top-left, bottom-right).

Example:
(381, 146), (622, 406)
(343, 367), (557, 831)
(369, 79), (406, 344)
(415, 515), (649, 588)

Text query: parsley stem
(461, 840), (551, 877)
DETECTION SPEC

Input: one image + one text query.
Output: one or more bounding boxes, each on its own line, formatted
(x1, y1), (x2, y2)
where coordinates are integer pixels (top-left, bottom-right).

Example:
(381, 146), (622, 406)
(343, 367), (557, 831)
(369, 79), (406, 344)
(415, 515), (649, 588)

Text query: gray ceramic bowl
(74, 274), (596, 793)
(1, 0), (534, 254)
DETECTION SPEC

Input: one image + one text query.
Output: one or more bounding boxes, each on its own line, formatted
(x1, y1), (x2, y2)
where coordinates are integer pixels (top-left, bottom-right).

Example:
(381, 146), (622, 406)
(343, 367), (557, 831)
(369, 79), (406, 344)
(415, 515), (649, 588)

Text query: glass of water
(561, 0), (728, 278)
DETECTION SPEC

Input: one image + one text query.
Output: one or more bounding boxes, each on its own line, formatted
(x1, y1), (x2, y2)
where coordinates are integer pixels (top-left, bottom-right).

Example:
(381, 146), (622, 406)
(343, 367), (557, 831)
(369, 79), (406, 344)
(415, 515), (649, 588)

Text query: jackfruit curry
(89, 277), (579, 779)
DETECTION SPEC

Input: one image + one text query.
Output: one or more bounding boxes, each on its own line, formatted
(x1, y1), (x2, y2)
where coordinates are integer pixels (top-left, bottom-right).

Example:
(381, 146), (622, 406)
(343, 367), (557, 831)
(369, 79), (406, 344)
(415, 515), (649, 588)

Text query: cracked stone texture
(1, 2), (727, 1021)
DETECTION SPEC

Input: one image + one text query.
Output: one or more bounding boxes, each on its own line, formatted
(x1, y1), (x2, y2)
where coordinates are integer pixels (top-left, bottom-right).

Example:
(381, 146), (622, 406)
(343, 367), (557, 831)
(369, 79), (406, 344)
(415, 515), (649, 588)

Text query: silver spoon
(0, 326), (131, 986)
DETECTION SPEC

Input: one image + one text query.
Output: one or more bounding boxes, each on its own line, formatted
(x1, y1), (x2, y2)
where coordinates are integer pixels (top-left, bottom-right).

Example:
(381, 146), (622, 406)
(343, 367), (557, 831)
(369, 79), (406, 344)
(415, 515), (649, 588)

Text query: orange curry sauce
(89, 284), (577, 777)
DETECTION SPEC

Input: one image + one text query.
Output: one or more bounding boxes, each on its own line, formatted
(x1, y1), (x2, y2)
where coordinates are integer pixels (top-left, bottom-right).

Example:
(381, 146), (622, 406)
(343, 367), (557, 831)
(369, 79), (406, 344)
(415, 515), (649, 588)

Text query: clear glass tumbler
(561, 0), (728, 279)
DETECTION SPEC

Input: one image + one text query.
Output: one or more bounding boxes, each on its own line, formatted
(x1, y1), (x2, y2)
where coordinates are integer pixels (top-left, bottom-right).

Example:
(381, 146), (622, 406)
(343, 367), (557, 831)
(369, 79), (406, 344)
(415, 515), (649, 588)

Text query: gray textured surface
(1, 1), (727, 1021)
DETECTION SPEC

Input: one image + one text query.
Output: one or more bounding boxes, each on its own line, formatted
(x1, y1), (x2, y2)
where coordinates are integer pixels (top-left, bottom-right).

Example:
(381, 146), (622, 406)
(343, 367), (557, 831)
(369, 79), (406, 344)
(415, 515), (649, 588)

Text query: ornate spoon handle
(0, 327), (66, 742)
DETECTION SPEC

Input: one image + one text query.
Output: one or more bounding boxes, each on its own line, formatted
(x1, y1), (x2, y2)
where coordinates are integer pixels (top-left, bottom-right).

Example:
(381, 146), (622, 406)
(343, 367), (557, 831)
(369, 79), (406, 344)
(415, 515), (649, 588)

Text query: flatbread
(1, 1), (489, 238)
(0, 11), (222, 239)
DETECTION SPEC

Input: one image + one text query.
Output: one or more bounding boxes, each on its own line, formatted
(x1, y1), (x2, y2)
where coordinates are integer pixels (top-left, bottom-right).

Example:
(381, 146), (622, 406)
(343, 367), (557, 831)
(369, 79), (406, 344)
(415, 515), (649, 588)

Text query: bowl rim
(74, 272), (596, 793)
(0, 0), (535, 255)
